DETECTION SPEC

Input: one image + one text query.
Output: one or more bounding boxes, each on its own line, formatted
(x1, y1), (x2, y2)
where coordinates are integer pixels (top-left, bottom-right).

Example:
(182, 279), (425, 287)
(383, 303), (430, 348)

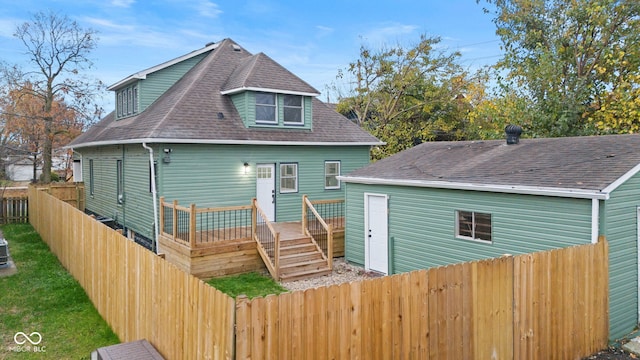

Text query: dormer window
(283, 95), (302, 125)
(116, 84), (139, 120)
(256, 92), (276, 124)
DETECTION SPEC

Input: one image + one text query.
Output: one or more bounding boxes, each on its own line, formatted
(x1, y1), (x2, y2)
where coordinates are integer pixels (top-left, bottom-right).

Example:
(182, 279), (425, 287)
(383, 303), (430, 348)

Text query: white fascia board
(337, 176), (610, 200)
(601, 162), (640, 194)
(220, 87), (320, 97)
(68, 138), (383, 149)
(107, 43), (219, 91)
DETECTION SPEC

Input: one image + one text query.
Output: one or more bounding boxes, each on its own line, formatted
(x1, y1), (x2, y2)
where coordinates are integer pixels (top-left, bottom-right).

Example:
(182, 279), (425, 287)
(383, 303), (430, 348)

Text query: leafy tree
(0, 83), (82, 181)
(336, 35), (483, 159)
(479, 0), (640, 137)
(1, 10), (101, 183)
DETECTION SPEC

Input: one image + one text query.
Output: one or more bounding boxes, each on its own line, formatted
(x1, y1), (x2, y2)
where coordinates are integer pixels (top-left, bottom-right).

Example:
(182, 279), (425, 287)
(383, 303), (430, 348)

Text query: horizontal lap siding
(122, 146), (156, 240)
(82, 145), (122, 221)
(345, 183), (592, 272)
(159, 144), (369, 222)
(138, 53), (208, 112)
(603, 173), (640, 340)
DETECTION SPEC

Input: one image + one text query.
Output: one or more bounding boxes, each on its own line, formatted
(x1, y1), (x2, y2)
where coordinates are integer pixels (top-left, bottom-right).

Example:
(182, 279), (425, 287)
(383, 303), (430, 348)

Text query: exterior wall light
(243, 162), (249, 175)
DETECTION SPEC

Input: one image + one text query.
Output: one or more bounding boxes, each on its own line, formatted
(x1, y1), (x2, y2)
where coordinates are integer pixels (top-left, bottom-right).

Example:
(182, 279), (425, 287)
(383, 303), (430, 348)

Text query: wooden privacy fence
(0, 197), (28, 224)
(28, 187), (609, 359)
(236, 241), (609, 360)
(28, 187), (235, 360)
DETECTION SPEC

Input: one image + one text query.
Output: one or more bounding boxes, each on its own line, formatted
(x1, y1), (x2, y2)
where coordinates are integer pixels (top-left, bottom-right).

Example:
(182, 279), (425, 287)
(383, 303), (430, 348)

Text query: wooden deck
(159, 197), (345, 281)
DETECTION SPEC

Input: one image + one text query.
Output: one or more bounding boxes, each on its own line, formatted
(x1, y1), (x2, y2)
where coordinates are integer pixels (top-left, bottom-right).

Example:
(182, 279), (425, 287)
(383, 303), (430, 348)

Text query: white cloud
(195, 1), (222, 18)
(111, 0), (135, 8)
(315, 25), (334, 38)
(361, 23), (420, 46)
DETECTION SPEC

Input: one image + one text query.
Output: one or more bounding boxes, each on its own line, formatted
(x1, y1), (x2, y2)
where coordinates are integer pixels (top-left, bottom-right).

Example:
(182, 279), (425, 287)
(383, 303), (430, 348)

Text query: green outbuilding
(339, 129), (640, 340)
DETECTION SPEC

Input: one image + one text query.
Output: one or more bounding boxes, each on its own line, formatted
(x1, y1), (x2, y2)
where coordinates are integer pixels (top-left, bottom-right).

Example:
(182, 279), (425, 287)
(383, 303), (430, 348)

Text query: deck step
(279, 251), (324, 265)
(279, 237), (313, 246)
(279, 267), (332, 282)
(279, 243), (317, 256)
(280, 258), (328, 274)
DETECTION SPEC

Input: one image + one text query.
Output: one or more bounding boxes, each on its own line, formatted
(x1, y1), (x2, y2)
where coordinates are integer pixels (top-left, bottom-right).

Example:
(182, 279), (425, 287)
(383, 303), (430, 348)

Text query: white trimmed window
(456, 210), (492, 242)
(324, 161), (340, 189)
(280, 163), (298, 193)
(117, 85), (139, 119)
(283, 94), (303, 124)
(256, 92), (277, 123)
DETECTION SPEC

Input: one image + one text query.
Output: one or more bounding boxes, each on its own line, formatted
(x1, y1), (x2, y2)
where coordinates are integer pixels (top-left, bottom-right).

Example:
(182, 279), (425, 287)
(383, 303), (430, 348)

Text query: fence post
(302, 195), (308, 234)
(327, 223), (333, 269)
(190, 203), (196, 248)
(159, 197), (165, 237)
(251, 198), (257, 240)
(274, 232), (280, 280)
(172, 200), (178, 241)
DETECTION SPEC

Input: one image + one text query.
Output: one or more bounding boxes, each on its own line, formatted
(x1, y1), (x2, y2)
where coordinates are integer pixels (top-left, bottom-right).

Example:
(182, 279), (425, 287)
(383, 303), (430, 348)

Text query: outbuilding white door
(256, 164), (275, 221)
(365, 193), (388, 274)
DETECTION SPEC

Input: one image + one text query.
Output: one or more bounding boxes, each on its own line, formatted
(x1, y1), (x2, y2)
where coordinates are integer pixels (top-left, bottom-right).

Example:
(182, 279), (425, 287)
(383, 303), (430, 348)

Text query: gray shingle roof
(70, 38), (380, 147)
(342, 134), (640, 194)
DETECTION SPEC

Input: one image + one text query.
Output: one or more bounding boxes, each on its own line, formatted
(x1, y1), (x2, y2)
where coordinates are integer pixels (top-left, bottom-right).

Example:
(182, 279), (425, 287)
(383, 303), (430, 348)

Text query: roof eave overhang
(68, 138), (383, 149)
(220, 87), (320, 97)
(337, 176), (610, 200)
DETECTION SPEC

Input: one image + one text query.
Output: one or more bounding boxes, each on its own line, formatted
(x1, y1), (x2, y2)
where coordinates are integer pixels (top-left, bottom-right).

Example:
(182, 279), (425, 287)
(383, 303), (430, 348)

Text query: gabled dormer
(108, 41), (220, 120)
(221, 53), (320, 130)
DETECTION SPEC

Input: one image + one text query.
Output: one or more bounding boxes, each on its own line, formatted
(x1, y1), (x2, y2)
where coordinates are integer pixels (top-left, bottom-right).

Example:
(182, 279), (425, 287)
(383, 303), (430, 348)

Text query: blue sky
(0, 0), (502, 109)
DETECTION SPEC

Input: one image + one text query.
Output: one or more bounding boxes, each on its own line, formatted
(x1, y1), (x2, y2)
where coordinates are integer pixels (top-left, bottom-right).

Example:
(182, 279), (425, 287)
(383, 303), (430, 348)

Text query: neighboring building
(339, 129), (640, 340)
(68, 38), (381, 251)
(4, 155), (40, 182)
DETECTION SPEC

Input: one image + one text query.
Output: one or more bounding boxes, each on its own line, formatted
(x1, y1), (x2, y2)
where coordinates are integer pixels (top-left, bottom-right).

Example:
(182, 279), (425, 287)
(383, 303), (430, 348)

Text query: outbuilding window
(456, 210), (492, 242)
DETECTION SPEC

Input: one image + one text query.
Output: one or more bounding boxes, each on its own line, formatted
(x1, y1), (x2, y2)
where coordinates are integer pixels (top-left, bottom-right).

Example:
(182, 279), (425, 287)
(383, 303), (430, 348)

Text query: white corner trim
(591, 199), (599, 244)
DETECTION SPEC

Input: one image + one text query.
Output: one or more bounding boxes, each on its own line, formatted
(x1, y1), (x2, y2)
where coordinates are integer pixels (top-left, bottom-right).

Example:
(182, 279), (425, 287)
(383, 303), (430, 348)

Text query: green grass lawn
(207, 272), (288, 299)
(0, 224), (119, 359)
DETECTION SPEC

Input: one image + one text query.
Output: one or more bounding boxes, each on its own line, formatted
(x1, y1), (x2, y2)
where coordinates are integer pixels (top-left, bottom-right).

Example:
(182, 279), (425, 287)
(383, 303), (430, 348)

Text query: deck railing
(252, 198), (280, 279)
(160, 197), (253, 248)
(302, 196), (344, 269)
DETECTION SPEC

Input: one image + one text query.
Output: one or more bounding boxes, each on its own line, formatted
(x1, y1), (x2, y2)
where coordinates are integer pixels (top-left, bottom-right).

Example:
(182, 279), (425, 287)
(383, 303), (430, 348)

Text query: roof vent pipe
(505, 124), (522, 145)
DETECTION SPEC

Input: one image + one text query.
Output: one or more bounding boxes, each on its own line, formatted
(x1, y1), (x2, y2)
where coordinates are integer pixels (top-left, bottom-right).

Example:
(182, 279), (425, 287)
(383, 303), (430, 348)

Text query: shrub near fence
(28, 187), (235, 360)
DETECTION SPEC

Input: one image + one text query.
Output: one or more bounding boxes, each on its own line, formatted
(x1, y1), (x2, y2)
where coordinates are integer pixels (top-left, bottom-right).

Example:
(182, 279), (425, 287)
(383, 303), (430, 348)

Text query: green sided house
(339, 129), (640, 340)
(69, 38), (381, 281)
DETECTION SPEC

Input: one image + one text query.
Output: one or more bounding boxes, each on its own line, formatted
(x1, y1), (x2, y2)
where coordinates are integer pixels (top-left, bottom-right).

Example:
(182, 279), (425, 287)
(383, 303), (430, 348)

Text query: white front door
(256, 164), (276, 221)
(365, 193), (388, 274)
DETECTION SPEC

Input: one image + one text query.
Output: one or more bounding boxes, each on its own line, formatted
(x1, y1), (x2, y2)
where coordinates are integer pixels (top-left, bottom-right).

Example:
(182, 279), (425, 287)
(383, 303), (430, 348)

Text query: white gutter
(142, 143), (160, 254)
(591, 199), (600, 244)
(220, 86), (320, 97)
(70, 138), (384, 149)
(338, 175), (610, 200)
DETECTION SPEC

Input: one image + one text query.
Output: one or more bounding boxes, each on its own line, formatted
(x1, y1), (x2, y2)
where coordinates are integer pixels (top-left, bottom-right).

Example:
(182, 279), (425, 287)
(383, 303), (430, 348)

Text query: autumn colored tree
(336, 35), (487, 159)
(2, 10), (101, 183)
(479, 0), (640, 137)
(0, 82), (82, 181)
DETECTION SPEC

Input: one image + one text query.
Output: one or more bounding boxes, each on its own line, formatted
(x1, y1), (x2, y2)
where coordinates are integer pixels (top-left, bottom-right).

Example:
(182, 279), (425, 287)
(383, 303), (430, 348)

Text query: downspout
(142, 143), (160, 254)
